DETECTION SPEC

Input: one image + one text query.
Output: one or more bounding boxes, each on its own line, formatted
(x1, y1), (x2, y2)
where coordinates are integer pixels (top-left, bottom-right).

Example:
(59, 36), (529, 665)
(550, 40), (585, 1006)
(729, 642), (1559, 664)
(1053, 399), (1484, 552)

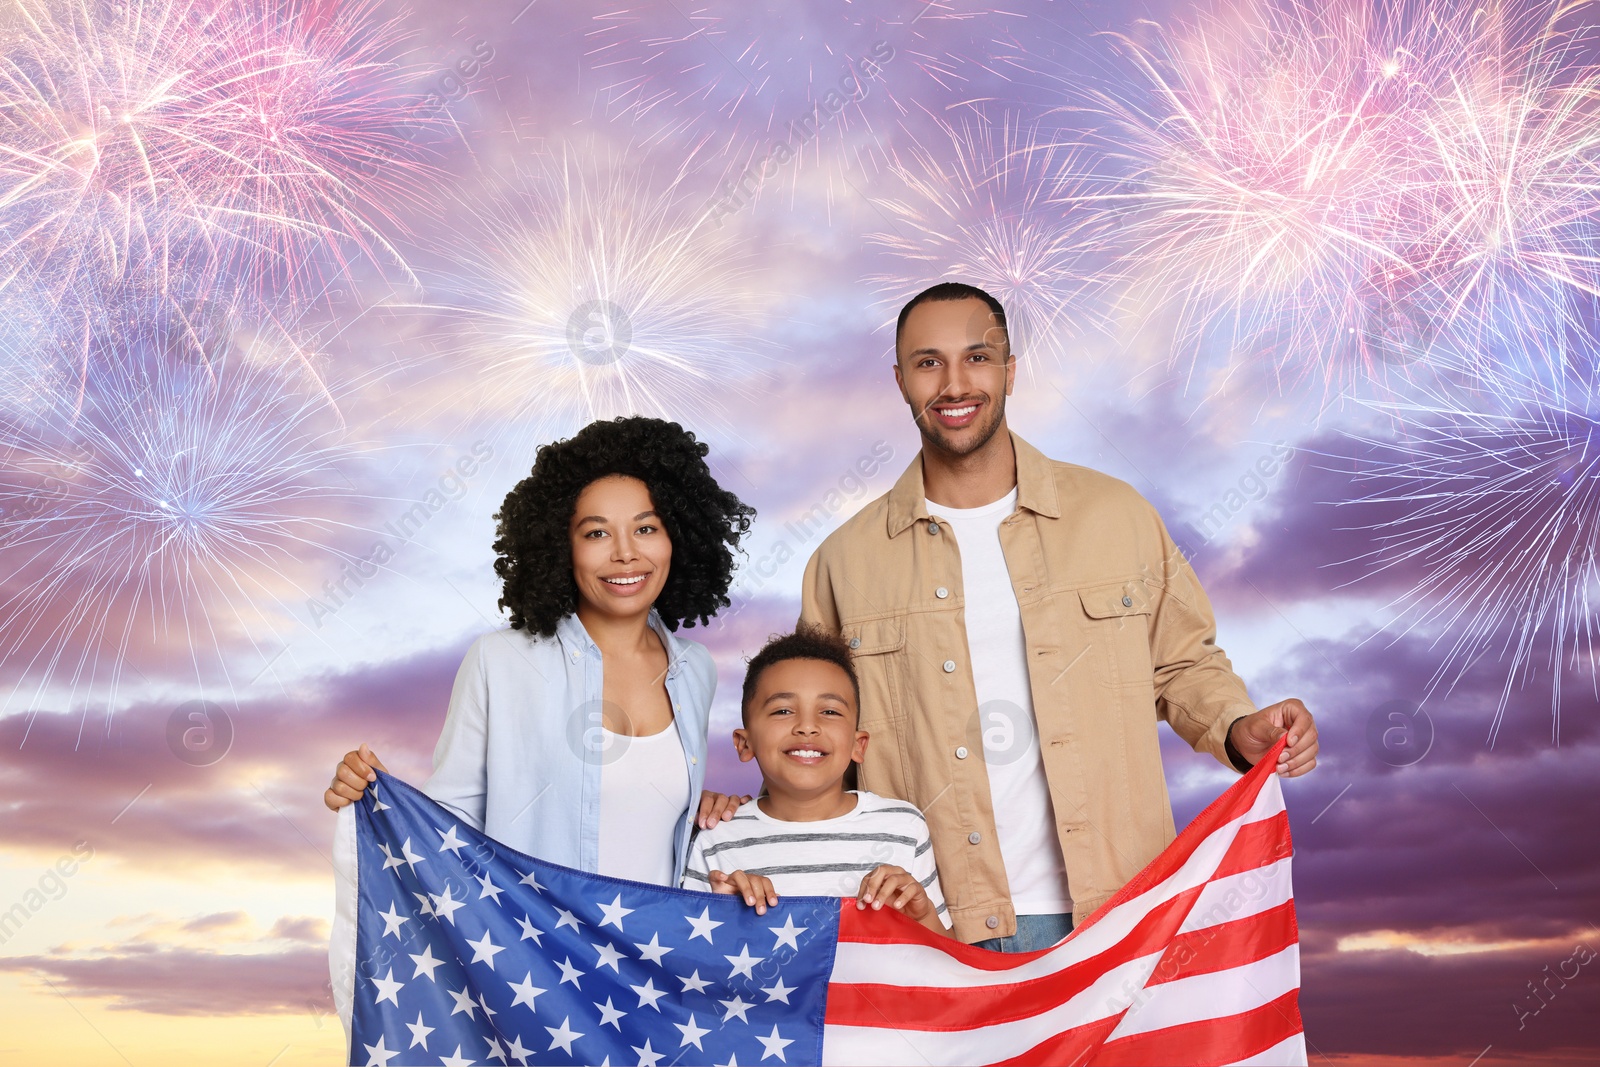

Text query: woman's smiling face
(568, 474), (672, 622)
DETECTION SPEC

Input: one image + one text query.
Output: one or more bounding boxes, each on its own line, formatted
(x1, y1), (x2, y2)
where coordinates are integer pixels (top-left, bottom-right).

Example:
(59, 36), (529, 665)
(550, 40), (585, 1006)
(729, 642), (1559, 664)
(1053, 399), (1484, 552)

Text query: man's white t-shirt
(929, 488), (1072, 915)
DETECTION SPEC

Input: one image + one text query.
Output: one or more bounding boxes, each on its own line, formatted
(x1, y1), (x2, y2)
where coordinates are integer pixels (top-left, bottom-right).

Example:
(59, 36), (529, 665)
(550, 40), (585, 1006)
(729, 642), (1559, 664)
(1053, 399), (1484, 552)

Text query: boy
(682, 626), (951, 937)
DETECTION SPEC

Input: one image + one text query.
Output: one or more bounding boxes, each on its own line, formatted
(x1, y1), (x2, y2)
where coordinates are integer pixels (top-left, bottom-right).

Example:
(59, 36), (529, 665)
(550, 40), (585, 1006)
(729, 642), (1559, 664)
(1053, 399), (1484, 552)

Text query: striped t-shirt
(681, 790), (949, 926)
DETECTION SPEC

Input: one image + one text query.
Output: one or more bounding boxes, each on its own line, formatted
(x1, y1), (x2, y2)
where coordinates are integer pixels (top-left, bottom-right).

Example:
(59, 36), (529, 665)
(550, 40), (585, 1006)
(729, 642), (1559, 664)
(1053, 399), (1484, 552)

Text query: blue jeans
(972, 912), (1074, 953)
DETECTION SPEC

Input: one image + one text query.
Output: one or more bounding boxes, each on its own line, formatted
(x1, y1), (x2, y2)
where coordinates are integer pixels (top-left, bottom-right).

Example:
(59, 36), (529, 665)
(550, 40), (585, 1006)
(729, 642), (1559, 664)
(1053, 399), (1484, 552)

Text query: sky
(1, 0), (1598, 1064)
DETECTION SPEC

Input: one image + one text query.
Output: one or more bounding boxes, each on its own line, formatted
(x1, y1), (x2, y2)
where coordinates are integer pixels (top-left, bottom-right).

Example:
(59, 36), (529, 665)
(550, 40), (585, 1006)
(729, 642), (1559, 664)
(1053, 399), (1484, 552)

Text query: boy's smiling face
(734, 658), (868, 803)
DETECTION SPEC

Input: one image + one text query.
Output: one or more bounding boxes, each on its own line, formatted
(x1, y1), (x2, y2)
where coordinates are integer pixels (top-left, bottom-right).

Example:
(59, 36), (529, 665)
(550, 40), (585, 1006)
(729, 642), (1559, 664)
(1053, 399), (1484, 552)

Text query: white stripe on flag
(1110, 944), (1301, 1039)
(830, 779), (1283, 992)
(329, 804), (358, 1055)
(1179, 856), (1293, 934)
(823, 950), (1165, 1066)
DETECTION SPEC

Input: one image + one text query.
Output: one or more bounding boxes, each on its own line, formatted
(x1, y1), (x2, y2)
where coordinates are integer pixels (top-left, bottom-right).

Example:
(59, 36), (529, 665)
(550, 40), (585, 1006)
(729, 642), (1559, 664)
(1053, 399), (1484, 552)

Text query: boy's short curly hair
(492, 416), (754, 637)
(740, 624), (860, 725)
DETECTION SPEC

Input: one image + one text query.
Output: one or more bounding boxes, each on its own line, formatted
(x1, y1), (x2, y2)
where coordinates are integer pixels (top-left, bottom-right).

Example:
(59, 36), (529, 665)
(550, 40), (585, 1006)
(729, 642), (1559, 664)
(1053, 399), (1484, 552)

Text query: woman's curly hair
(492, 417), (755, 637)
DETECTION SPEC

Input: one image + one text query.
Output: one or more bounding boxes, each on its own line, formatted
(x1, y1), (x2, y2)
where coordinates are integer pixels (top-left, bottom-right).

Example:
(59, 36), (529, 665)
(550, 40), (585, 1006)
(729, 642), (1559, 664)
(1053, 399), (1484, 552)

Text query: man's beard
(916, 392), (1007, 458)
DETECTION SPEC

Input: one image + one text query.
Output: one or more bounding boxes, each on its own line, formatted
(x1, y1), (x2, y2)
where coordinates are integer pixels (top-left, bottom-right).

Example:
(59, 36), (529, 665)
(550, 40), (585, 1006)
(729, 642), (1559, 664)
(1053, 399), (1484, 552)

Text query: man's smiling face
(894, 295), (1016, 458)
(734, 658), (868, 801)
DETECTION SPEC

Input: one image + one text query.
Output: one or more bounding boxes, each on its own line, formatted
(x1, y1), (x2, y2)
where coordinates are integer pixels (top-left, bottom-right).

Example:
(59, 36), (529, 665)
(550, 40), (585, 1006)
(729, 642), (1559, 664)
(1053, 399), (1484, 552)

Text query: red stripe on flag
(1146, 900), (1298, 986)
(825, 887), (1202, 1030)
(1212, 811), (1293, 881)
(1086, 989), (1304, 1067)
(836, 898), (1064, 970)
(1073, 735), (1288, 939)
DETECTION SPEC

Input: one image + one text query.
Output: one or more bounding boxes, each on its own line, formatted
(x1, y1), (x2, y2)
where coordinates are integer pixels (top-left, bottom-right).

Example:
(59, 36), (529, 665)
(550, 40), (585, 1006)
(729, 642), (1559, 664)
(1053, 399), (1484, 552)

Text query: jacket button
(942, 660), (956, 673)
(986, 915), (999, 929)
(849, 637), (861, 649)
(935, 586), (948, 599)
(691, 756), (697, 764)
(968, 831), (981, 844)
(927, 521), (940, 535)
(955, 746), (968, 759)
(1122, 595), (1133, 607)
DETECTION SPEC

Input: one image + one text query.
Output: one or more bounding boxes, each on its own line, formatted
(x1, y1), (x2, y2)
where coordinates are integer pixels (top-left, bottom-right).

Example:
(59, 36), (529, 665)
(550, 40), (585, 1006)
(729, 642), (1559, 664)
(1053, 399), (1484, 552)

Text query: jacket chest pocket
(843, 616), (907, 722)
(1076, 579), (1155, 689)
(841, 616), (910, 796)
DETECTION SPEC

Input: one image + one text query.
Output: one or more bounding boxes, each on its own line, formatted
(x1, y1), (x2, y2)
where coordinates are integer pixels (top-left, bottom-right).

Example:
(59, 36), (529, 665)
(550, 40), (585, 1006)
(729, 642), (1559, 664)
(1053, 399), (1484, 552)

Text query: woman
(324, 416), (753, 886)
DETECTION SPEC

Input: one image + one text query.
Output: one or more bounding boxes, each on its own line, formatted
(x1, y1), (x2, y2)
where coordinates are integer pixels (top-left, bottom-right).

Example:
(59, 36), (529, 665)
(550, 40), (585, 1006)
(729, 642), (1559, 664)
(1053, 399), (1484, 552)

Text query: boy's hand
(324, 744), (388, 812)
(858, 865), (947, 935)
(697, 790), (753, 830)
(707, 870), (779, 915)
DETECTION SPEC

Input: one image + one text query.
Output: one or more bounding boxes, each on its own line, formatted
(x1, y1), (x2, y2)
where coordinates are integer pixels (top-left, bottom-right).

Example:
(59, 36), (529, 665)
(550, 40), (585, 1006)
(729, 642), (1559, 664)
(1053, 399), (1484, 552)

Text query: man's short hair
(894, 281), (1010, 358)
(741, 624), (860, 725)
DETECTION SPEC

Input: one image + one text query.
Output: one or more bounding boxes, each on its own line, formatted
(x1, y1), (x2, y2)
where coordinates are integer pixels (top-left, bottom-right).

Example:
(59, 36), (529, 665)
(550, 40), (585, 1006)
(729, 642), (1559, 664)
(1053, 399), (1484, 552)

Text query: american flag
(330, 738), (1304, 1066)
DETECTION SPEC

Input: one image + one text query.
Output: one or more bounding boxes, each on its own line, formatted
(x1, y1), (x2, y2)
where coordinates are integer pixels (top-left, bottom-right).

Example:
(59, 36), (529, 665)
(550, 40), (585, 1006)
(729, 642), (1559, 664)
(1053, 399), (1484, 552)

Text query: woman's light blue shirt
(421, 610), (714, 881)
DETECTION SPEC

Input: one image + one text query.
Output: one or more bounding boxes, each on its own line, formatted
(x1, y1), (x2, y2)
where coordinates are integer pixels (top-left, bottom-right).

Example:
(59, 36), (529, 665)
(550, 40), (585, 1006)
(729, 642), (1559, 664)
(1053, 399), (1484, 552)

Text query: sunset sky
(2, 0), (1598, 1064)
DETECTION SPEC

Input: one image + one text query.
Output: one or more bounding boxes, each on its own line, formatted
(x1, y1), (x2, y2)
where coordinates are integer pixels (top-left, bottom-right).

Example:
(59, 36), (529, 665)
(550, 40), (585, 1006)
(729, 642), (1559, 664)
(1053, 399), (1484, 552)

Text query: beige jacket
(799, 432), (1257, 942)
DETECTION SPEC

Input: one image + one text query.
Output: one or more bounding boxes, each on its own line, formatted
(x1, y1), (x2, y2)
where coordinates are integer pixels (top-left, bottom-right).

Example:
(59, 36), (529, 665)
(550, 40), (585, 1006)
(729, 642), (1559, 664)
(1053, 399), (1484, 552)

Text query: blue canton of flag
(332, 771), (838, 1067)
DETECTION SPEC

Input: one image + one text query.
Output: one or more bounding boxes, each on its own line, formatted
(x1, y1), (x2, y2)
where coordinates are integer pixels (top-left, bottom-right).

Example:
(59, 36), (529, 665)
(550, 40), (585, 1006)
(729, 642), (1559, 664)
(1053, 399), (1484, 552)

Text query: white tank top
(596, 722), (691, 886)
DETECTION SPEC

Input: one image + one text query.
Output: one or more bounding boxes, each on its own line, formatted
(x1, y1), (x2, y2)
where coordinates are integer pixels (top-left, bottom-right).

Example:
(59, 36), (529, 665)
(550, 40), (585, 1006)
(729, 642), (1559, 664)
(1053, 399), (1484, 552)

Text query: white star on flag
(447, 985), (478, 1019)
(504, 1033), (533, 1062)
(378, 901), (408, 938)
(631, 977), (667, 1010)
(371, 968), (402, 1007)
(477, 871), (504, 903)
(409, 944), (444, 981)
(633, 932), (672, 964)
(725, 944), (764, 979)
(557, 956), (584, 987)
(686, 905), (722, 943)
(595, 996), (627, 1029)
(676, 1013), (711, 1050)
(362, 1035), (398, 1066)
(467, 928), (504, 969)
(757, 1025), (793, 1062)
(436, 824), (468, 854)
(768, 915), (806, 951)
(592, 940), (625, 971)
(430, 884), (467, 926)
(597, 893), (634, 931)
(405, 1012), (433, 1050)
(545, 1016), (584, 1054)
(507, 972), (546, 1009)
(719, 995), (755, 1023)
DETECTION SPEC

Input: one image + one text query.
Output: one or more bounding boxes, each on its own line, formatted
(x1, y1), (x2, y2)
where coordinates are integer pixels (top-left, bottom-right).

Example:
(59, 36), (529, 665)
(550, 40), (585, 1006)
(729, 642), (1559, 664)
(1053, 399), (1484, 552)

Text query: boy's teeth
(604, 575), (645, 585)
(789, 749), (823, 758)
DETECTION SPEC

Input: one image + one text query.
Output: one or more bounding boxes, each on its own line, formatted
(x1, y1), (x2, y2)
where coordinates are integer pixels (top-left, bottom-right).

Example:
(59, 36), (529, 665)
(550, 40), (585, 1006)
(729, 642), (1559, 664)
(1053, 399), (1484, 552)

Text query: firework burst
(587, 3), (1027, 199)
(419, 147), (770, 443)
(0, 293), (375, 723)
(1063, 0), (1600, 399)
(0, 0), (439, 313)
(866, 113), (1101, 371)
(1341, 355), (1600, 741)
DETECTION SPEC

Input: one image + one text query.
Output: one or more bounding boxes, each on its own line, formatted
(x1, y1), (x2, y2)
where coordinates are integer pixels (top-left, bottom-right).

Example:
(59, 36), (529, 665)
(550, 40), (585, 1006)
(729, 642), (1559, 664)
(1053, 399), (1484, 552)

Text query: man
(799, 282), (1318, 951)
